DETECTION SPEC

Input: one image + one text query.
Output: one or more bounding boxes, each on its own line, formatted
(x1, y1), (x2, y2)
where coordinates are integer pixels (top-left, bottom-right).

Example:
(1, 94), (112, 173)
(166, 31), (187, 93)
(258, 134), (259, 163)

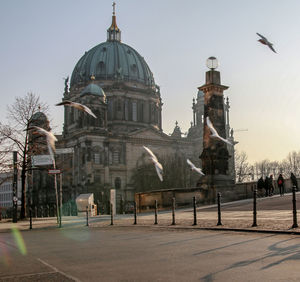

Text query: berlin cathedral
(30, 5), (236, 212)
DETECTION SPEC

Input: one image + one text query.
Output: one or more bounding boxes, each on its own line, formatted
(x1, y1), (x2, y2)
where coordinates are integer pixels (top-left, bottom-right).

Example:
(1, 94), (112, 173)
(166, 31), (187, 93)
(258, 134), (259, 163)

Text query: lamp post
(12, 151), (18, 223)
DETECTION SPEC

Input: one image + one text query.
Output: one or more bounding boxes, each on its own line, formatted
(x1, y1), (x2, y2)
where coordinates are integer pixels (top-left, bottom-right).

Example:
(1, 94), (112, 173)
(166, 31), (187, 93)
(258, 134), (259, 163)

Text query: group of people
(257, 173), (298, 197)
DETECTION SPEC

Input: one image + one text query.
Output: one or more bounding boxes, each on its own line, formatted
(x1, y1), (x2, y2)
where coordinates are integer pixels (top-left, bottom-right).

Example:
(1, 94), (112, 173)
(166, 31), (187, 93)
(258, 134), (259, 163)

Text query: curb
(1, 221), (300, 235)
(93, 224), (300, 235)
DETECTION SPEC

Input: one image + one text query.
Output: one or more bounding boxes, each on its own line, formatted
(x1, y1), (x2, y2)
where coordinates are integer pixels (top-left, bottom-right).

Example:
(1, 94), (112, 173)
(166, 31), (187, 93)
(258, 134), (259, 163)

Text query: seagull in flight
(256, 33), (277, 53)
(27, 126), (58, 161)
(187, 159), (205, 176)
(56, 100), (97, 118)
(143, 146), (163, 181)
(206, 117), (234, 146)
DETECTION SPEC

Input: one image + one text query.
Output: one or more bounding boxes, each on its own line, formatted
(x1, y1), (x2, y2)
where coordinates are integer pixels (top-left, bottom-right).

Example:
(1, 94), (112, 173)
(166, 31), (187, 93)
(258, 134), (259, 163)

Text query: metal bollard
(292, 186), (298, 228)
(29, 208), (32, 230)
(252, 189), (257, 227)
(171, 197), (176, 225)
(86, 206), (89, 227)
(193, 196), (197, 226)
(110, 203), (114, 225)
(120, 198), (124, 215)
(154, 200), (158, 225)
(217, 192), (222, 226)
(133, 201), (137, 225)
(35, 206), (38, 218)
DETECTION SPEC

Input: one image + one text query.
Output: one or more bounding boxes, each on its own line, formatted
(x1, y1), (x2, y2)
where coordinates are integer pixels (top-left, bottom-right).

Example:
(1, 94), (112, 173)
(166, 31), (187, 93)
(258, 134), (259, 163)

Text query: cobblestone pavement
(1, 192), (300, 234)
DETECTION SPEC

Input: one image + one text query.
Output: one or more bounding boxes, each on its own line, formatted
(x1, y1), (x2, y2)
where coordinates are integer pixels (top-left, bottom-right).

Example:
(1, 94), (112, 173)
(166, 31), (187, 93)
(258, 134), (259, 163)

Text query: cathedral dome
(71, 41), (155, 88)
(70, 10), (155, 89)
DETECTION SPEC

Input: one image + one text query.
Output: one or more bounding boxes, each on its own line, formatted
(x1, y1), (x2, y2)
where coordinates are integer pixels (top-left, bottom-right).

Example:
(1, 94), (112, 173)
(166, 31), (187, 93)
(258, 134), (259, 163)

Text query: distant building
(0, 172), (21, 217)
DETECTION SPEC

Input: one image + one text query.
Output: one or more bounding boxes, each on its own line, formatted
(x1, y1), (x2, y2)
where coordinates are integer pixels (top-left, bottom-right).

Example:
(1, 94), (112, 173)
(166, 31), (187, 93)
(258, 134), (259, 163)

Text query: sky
(1, 0), (300, 164)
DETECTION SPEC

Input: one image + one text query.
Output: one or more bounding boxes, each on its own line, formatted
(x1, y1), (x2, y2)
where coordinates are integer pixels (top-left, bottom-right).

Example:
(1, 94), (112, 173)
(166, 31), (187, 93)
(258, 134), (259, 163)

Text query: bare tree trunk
(20, 166), (26, 219)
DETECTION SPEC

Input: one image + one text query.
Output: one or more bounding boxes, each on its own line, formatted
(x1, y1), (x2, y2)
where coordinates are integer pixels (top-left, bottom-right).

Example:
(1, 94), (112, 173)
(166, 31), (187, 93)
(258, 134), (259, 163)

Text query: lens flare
(0, 241), (12, 266)
(11, 227), (27, 255)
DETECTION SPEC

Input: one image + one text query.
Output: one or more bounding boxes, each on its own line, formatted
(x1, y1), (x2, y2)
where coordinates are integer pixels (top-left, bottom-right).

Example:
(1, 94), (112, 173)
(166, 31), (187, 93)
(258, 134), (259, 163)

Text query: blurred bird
(256, 33), (277, 53)
(187, 159), (205, 176)
(27, 126), (57, 161)
(143, 146), (163, 181)
(56, 100), (97, 118)
(206, 117), (234, 146)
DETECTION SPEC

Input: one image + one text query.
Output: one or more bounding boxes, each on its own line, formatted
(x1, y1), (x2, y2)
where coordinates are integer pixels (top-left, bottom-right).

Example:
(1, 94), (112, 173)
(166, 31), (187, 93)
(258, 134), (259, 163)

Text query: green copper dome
(70, 41), (155, 88)
(31, 111), (48, 122)
(80, 83), (105, 97)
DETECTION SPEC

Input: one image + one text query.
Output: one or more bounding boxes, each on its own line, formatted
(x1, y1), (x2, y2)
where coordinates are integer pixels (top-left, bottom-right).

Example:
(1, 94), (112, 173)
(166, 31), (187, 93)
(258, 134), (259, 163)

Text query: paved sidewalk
(1, 192), (300, 234)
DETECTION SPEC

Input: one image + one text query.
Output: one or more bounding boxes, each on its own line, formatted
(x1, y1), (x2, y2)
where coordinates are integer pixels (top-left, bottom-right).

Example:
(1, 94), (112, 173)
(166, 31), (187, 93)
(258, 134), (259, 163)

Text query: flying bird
(256, 33), (277, 53)
(143, 146), (163, 181)
(187, 159), (205, 176)
(56, 100), (97, 118)
(206, 117), (234, 146)
(27, 126), (57, 161)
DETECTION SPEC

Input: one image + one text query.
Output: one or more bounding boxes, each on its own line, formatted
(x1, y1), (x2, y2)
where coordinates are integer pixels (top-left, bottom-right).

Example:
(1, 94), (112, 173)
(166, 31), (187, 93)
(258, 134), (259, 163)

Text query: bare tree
(0, 93), (48, 219)
(235, 151), (252, 182)
(254, 159), (273, 179)
(286, 151), (300, 175)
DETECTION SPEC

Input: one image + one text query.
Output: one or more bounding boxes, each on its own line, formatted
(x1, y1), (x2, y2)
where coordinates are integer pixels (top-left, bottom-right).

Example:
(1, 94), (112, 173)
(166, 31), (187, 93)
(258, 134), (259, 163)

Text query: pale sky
(1, 0), (300, 164)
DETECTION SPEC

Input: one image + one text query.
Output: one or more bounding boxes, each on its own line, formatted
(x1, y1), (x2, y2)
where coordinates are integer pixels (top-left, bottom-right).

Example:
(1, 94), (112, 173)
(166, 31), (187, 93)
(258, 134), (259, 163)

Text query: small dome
(80, 83), (106, 97)
(30, 112), (48, 122)
(30, 111), (49, 127)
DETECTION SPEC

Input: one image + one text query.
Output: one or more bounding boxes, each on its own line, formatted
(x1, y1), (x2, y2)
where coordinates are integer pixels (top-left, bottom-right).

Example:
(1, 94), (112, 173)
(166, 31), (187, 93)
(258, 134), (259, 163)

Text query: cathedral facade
(57, 9), (235, 209)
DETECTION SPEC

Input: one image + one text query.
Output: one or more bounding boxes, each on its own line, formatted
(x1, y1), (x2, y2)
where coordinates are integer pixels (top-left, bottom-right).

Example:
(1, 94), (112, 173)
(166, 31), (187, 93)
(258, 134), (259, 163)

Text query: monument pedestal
(197, 174), (235, 204)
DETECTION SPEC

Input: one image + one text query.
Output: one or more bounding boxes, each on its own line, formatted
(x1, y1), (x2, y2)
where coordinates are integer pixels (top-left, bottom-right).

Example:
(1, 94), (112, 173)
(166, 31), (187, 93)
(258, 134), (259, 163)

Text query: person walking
(269, 175), (274, 196)
(257, 176), (265, 197)
(264, 175), (270, 197)
(291, 172), (298, 191)
(277, 174), (284, 196)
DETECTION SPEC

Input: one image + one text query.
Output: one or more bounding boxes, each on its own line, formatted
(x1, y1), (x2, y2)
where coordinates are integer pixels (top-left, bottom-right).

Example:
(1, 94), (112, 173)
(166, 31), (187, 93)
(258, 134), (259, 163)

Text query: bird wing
(216, 135), (234, 146)
(27, 126), (57, 161)
(187, 159), (204, 175)
(268, 44), (277, 53)
(187, 159), (196, 170)
(256, 32), (267, 41)
(55, 100), (73, 106)
(56, 100), (97, 118)
(47, 141), (55, 163)
(81, 104), (97, 118)
(154, 162), (163, 182)
(143, 146), (158, 162)
(206, 117), (219, 137)
(195, 167), (205, 176)
(206, 117), (234, 146)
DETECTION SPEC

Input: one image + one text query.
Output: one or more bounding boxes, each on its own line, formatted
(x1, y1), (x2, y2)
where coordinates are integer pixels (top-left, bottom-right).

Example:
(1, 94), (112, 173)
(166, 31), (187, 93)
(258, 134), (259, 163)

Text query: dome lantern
(107, 2), (121, 42)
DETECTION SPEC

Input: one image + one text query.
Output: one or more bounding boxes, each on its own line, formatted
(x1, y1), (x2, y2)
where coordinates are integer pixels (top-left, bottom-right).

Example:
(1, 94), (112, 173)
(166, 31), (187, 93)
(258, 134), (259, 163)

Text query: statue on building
(64, 76), (69, 94)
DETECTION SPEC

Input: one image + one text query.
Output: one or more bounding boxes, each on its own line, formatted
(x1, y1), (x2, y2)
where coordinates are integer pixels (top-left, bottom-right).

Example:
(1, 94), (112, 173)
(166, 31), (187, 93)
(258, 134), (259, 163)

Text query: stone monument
(197, 57), (235, 201)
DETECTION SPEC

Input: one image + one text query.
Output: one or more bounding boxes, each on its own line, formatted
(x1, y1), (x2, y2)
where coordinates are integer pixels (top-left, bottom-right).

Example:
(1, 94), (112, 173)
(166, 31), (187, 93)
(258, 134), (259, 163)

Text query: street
(1, 226), (300, 281)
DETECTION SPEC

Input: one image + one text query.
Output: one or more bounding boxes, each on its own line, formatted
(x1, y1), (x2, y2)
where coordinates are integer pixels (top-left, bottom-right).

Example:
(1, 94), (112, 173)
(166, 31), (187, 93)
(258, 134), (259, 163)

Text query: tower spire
(107, 2), (121, 42)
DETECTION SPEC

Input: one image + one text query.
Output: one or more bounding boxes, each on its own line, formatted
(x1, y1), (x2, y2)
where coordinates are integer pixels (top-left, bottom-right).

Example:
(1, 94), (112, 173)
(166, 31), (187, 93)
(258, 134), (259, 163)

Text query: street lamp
(206, 56), (219, 70)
